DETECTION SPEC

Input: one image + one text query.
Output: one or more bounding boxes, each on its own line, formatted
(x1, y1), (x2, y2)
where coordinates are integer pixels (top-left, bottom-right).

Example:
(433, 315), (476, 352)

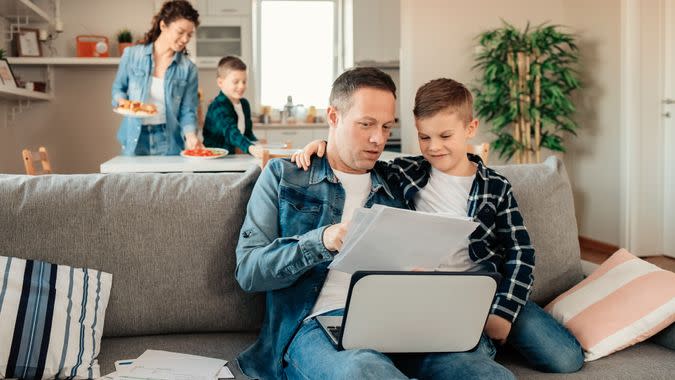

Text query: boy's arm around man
(235, 160), (335, 292)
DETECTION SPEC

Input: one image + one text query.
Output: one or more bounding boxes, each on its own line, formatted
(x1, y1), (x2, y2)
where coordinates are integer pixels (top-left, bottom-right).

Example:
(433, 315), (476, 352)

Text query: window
(258, 0), (338, 109)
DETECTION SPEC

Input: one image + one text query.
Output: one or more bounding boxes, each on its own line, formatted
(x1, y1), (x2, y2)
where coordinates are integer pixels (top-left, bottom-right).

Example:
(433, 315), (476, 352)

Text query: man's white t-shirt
(233, 102), (246, 134)
(414, 167), (479, 271)
(307, 169), (371, 319)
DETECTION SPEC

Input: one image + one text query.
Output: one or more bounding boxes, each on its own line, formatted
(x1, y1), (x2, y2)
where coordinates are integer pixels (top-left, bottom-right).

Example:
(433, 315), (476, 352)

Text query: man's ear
(327, 106), (339, 128)
(466, 118), (479, 139)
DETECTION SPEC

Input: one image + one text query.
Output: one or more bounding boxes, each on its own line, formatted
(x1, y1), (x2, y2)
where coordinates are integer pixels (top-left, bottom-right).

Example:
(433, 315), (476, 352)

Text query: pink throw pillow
(545, 249), (675, 361)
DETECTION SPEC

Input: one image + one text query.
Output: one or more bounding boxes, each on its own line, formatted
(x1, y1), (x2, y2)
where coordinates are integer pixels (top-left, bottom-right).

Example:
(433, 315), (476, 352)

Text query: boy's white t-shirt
(143, 76), (166, 125)
(307, 169), (371, 319)
(414, 167), (479, 271)
(233, 102), (246, 134)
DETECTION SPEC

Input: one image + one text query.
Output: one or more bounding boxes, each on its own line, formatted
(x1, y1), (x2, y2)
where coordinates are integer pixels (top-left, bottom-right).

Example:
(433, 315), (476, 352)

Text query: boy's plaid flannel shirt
(378, 153), (535, 322)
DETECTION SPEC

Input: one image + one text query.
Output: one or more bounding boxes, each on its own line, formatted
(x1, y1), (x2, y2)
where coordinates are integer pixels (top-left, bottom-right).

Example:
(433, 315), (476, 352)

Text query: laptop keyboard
(327, 326), (342, 340)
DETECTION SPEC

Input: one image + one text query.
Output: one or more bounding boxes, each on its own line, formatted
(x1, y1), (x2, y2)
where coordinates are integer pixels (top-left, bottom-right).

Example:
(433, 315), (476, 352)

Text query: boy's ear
(466, 118), (479, 138)
(216, 76), (224, 88)
(326, 106), (339, 128)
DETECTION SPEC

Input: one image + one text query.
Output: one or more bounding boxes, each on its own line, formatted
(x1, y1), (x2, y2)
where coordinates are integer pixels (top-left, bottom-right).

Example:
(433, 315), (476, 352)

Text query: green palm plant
(473, 21), (581, 163)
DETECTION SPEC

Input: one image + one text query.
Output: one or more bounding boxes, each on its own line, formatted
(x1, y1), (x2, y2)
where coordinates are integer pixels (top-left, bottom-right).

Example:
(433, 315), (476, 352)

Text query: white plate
(180, 148), (229, 159)
(113, 107), (157, 118)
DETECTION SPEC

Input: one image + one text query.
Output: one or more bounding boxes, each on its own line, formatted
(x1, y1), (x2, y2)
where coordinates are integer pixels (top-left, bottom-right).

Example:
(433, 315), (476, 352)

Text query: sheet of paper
(329, 205), (479, 274)
(216, 366), (235, 379)
(115, 350), (226, 380)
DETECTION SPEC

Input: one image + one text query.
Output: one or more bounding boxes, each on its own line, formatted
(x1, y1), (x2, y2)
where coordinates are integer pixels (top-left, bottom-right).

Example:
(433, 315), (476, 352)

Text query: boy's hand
(291, 140), (327, 171)
(322, 222), (349, 252)
(249, 144), (264, 158)
(484, 314), (512, 345)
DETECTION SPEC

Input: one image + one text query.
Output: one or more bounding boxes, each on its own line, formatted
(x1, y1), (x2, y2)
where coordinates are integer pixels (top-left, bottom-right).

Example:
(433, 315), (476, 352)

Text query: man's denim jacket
(235, 157), (404, 379)
(111, 43), (198, 155)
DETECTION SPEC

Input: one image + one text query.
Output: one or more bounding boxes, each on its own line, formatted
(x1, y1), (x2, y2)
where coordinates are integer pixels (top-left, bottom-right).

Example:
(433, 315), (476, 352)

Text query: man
(235, 68), (513, 380)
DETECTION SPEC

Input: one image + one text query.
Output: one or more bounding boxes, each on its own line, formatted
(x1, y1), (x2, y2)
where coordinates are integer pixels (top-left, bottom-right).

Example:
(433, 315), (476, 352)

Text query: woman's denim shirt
(235, 157), (405, 379)
(111, 43), (198, 155)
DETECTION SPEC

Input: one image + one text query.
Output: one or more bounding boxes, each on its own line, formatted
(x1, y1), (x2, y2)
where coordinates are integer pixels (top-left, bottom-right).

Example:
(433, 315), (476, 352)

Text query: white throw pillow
(545, 249), (675, 361)
(0, 256), (112, 379)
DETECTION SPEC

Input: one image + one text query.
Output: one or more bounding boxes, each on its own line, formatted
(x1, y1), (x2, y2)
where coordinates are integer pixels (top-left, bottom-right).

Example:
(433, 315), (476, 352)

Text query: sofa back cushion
(0, 168), (264, 337)
(492, 156), (583, 304)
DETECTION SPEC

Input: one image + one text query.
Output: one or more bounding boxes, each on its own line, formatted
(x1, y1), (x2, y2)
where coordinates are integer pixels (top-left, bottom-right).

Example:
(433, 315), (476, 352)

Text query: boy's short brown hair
(413, 78), (473, 123)
(217, 56), (247, 78)
(329, 67), (397, 112)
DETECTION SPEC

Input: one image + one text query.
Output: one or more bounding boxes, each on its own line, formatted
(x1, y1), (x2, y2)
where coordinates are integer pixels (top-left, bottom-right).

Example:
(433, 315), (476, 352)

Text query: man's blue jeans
(507, 301), (584, 373)
(283, 310), (514, 380)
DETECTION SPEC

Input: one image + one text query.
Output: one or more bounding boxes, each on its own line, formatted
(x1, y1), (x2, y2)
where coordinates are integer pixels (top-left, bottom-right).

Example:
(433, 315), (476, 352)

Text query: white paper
(216, 366), (235, 379)
(329, 205), (479, 274)
(115, 350), (226, 380)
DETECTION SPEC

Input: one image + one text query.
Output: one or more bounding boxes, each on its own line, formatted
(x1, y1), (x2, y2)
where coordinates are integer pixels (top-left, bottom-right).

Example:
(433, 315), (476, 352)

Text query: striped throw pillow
(0, 256), (112, 379)
(545, 249), (675, 361)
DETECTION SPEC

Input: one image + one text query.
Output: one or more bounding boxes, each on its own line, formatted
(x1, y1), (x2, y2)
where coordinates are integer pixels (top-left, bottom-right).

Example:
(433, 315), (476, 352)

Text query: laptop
(316, 271), (499, 353)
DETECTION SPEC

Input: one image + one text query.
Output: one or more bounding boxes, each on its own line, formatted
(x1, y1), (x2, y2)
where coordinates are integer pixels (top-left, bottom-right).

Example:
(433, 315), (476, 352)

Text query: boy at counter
(203, 56), (264, 157)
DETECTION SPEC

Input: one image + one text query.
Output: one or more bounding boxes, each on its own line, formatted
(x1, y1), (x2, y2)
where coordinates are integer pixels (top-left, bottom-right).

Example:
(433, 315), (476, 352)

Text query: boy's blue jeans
(283, 310), (514, 380)
(508, 301), (584, 373)
(283, 301), (583, 379)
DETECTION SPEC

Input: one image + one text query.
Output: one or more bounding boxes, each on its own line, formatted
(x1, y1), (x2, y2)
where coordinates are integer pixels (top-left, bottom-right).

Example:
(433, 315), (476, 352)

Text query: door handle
(664, 99), (675, 105)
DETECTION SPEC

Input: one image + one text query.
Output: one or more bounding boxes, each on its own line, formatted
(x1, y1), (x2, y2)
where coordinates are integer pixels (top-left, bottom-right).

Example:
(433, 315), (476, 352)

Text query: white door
(664, 0), (675, 258)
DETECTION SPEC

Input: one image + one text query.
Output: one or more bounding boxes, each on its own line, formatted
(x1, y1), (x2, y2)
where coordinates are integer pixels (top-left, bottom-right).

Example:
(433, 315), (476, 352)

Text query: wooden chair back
(22, 146), (52, 175)
(261, 142), (295, 168)
(467, 143), (490, 165)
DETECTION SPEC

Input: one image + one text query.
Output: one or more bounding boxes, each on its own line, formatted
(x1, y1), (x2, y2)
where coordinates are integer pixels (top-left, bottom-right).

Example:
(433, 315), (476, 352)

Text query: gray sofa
(1, 157), (673, 379)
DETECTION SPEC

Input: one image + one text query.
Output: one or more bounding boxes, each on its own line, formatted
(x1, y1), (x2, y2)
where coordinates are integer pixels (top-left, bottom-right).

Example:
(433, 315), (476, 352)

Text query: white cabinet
(206, 0), (250, 16)
(353, 0), (400, 64)
(194, 17), (251, 68)
(265, 129), (314, 149)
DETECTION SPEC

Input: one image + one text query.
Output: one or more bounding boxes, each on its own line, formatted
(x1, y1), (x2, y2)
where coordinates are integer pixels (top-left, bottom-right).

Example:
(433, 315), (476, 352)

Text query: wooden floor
(580, 245), (675, 273)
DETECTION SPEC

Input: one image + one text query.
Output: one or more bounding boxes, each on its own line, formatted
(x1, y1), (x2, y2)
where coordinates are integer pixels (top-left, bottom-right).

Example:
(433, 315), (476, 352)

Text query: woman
(111, 0), (202, 155)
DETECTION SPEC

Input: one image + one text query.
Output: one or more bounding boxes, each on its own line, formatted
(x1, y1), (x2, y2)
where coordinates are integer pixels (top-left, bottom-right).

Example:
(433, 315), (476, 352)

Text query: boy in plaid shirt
(293, 78), (584, 373)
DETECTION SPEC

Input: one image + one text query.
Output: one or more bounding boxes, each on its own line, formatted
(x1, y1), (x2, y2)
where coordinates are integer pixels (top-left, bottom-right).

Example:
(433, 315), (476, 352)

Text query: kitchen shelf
(0, 0), (51, 24)
(8, 57), (122, 66)
(0, 85), (53, 101)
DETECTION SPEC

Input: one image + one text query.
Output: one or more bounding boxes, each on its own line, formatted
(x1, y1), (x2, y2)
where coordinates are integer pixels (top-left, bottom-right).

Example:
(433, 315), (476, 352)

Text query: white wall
(400, 0), (623, 246)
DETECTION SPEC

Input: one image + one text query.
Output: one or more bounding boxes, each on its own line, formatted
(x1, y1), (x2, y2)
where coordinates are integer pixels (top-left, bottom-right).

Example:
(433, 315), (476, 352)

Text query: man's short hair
(413, 78), (473, 123)
(217, 56), (247, 78)
(329, 67), (397, 112)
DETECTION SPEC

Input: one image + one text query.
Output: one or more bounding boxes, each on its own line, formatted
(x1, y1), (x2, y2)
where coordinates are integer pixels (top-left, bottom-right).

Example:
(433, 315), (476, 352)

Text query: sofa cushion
(499, 341), (675, 379)
(492, 157), (583, 304)
(545, 249), (675, 361)
(98, 332), (257, 378)
(0, 168), (264, 338)
(0, 256), (112, 379)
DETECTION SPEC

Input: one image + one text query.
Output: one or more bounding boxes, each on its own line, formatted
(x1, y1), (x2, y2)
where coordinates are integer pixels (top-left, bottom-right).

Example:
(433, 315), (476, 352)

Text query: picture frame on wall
(15, 28), (42, 57)
(0, 59), (18, 88)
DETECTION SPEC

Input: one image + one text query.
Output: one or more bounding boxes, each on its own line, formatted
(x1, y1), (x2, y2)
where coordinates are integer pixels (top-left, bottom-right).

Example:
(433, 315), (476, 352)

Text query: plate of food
(113, 100), (158, 118)
(180, 147), (229, 159)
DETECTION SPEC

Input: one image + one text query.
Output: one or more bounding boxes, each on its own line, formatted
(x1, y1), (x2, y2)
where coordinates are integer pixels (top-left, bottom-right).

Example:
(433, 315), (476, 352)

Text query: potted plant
(474, 22), (581, 163)
(117, 29), (133, 56)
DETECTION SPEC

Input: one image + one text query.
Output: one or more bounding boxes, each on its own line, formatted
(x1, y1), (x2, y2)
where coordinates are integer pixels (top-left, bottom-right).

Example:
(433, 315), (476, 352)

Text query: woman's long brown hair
(139, 0), (200, 52)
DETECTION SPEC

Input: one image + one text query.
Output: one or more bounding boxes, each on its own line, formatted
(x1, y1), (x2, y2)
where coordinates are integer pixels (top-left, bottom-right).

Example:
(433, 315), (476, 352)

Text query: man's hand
(322, 222), (349, 252)
(291, 139), (327, 171)
(484, 314), (512, 345)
